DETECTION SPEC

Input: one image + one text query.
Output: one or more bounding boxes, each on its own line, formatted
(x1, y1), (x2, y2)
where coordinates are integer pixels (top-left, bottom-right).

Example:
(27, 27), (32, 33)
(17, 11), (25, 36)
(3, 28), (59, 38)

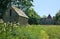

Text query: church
(40, 14), (54, 25)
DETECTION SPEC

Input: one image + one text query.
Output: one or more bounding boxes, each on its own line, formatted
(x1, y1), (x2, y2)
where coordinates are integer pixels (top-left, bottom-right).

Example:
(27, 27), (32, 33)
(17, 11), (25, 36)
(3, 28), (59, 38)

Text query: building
(1, 6), (28, 25)
(40, 14), (54, 25)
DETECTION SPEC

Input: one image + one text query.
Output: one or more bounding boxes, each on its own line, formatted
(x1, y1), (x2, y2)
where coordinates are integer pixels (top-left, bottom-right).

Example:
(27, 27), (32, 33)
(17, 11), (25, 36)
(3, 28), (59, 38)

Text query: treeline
(53, 10), (60, 25)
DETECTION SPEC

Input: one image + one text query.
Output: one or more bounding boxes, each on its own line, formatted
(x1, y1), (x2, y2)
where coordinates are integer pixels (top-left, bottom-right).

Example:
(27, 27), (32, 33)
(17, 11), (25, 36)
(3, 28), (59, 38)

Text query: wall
(3, 7), (28, 25)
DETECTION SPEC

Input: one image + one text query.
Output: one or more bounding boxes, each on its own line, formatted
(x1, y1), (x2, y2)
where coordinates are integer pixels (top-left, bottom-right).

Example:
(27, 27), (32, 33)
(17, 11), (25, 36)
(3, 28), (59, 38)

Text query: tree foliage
(55, 10), (60, 21)
(26, 8), (40, 24)
(0, 0), (10, 18)
(0, 0), (33, 13)
(12, 0), (33, 12)
(42, 15), (47, 18)
(54, 10), (60, 24)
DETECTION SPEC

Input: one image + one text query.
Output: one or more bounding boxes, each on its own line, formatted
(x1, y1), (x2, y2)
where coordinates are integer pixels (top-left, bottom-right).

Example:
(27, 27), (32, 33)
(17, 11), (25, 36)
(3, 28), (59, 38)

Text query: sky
(33, 0), (60, 17)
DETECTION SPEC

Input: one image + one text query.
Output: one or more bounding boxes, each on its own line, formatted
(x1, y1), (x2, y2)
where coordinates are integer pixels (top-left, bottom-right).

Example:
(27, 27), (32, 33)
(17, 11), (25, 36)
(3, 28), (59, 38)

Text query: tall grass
(0, 23), (60, 39)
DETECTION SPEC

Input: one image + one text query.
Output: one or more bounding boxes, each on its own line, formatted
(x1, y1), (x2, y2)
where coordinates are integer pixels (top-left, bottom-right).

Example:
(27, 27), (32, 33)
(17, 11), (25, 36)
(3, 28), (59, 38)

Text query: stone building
(1, 6), (28, 25)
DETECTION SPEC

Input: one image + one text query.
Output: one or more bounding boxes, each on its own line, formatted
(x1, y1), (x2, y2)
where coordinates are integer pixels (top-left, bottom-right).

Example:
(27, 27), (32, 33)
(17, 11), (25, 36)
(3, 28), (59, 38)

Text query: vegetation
(11, 0), (33, 12)
(0, 0), (33, 11)
(42, 15), (47, 18)
(0, 23), (60, 39)
(55, 10), (60, 21)
(26, 8), (40, 24)
(0, 0), (60, 39)
(54, 10), (60, 24)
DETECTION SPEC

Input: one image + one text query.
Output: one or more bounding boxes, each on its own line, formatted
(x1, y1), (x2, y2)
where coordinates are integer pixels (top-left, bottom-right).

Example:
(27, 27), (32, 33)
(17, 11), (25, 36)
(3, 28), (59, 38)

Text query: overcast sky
(33, 0), (60, 17)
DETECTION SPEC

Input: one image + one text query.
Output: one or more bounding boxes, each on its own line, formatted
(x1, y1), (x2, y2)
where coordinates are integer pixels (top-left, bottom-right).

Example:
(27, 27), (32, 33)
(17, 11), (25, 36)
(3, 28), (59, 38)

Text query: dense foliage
(0, 23), (60, 39)
(54, 10), (60, 24)
(55, 10), (60, 21)
(26, 8), (40, 24)
(0, 0), (33, 11)
(0, 0), (10, 17)
(11, 0), (33, 12)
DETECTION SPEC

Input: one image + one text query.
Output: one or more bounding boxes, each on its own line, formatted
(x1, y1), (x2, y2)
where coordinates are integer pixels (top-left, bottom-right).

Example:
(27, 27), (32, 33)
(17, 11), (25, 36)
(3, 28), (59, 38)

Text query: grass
(0, 24), (60, 39)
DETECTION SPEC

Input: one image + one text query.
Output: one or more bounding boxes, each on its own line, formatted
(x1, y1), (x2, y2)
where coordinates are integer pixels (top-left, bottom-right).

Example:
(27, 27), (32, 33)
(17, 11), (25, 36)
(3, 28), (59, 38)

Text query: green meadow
(0, 24), (60, 39)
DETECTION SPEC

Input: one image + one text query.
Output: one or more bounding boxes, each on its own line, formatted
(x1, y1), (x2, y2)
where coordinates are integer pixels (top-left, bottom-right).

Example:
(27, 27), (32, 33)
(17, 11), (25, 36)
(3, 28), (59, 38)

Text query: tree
(56, 10), (60, 20)
(26, 8), (40, 24)
(54, 10), (60, 24)
(11, 0), (33, 12)
(42, 15), (47, 18)
(0, 0), (10, 17)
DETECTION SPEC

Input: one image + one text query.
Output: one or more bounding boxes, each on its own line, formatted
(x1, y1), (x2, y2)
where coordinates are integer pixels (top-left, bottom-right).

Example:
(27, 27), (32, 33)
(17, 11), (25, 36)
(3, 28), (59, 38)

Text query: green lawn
(0, 24), (60, 39)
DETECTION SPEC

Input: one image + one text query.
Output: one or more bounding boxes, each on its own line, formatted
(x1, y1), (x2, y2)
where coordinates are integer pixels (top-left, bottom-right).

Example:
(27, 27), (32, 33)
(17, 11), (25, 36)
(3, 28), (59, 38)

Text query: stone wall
(18, 16), (28, 25)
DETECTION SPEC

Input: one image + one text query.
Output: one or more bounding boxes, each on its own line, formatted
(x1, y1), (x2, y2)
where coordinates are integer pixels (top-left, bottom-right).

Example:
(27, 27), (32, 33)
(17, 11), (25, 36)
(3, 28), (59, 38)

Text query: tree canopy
(55, 10), (60, 21)
(0, 0), (33, 12)
(26, 8), (40, 24)
(54, 10), (60, 24)
(11, 0), (33, 12)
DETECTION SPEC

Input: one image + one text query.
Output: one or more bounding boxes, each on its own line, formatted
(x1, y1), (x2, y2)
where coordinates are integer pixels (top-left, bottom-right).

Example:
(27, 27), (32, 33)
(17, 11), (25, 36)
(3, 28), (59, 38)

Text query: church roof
(47, 14), (52, 19)
(11, 6), (28, 18)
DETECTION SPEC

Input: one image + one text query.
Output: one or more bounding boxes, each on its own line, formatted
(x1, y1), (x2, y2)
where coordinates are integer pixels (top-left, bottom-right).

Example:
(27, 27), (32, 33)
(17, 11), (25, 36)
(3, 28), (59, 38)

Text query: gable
(11, 6), (28, 18)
